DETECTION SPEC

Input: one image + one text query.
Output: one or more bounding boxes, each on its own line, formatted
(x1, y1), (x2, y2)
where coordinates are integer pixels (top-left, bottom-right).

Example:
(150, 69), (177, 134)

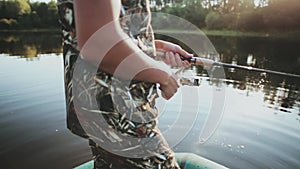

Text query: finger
(164, 51), (170, 65)
(164, 92), (172, 100)
(180, 52), (193, 60)
(164, 94), (172, 100)
(183, 60), (191, 67)
(160, 87), (174, 100)
(168, 52), (177, 66)
(166, 85), (178, 99)
(174, 46), (192, 59)
(174, 53), (183, 67)
(161, 91), (167, 100)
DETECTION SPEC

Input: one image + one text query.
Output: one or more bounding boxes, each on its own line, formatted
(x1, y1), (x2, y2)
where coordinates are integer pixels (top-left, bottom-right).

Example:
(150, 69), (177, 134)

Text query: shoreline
(0, 29), (61, 33)
(1, 29), (300, 39)
(156, 29), (300, 39)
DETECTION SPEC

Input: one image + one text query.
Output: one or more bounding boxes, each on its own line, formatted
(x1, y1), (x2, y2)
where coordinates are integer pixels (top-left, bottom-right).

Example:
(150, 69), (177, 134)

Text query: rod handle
(180, 55), (214, 67)
(156, 50), (214, 67)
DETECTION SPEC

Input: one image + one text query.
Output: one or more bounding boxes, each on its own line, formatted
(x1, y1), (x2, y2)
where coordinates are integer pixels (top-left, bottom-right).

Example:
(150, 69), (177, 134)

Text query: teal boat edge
(73, 153), (229, 169)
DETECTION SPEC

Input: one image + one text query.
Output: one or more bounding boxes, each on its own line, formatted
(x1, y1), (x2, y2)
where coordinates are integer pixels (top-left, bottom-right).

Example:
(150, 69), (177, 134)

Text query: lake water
(0, 32), (299, 169)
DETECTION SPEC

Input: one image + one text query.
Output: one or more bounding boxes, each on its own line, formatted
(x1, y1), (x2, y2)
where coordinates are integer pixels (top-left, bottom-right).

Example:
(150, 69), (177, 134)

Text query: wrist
(155, 69), (172, 87)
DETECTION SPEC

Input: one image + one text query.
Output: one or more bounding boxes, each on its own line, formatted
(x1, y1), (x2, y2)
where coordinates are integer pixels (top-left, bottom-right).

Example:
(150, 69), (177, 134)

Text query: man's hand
(155, 40), (193, 67)
(159, 74), (179, 100)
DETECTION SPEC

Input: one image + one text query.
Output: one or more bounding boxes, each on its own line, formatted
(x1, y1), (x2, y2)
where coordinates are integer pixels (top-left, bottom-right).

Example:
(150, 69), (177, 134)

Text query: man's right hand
(159, 74), (179, 100)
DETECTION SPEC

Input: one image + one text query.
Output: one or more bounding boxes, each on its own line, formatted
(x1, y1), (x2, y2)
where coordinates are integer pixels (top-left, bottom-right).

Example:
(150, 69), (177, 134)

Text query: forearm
(99, 36), (171, 85)
(73, 0), (171, 85)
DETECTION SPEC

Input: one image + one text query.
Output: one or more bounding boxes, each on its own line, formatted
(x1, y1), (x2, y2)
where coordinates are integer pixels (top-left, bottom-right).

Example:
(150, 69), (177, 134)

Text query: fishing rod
(157, 50), (300, 78)
(180, 55), (300, 79)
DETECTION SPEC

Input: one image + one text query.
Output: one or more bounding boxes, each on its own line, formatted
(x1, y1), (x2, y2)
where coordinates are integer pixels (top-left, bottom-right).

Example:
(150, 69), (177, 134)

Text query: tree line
(0, 0), (58, 29)
(152, 0), (300, 32)
(0, 0), (299, 32)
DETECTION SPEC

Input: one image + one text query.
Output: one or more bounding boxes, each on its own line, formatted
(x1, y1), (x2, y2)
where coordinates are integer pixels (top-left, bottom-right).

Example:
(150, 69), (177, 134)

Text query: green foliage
(183, 3), (207, 28)
(205, 11), (220, 29)
(0, 0), (299, 32)
(261, 0), (300, 31)
(15, 0), (31, 15)
(0, 0), (30, 19)
(155, 0), (300, 32)
(0, 0), (58, 30)
(205, 11), (237, 30)
(160, 3), (207, 28)
(237, 11), (264, 31)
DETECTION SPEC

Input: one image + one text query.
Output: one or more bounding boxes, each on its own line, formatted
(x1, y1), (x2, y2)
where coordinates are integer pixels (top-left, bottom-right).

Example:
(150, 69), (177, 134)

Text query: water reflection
(264, 82), (299, 113)
(1, 32), (299, 115)
(173, 69), (300, 169)
(156, 33), (300, 118)
(0, 32), (62, 58)
(0, 31), (300, 168)
(208, 35), (300, 75)
(192, 65), (300, 114)
(183, 64), (299, 118)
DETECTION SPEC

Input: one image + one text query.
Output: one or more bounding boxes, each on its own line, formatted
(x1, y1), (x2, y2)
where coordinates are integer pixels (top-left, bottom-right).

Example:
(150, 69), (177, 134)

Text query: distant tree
(261, 0), (300, 31)
(239, 0), (254, 11)
(24, 1), (58, 28)
(205, 11), (222, 29)
(0, 0), (31, 19)
(227, 0), (239, 12)
(205, 10), (237, 30)
(183, 1), (207, 28)
(158, 2), (207, 28)
(237, 10), (264, 31)
(47, 1), (59, 28)
(15, 0), (30, 15)
(35, 2), (48, 19)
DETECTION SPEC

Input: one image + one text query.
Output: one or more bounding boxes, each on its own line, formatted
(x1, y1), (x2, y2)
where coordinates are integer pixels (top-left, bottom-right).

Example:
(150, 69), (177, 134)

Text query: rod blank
(182, 56), (300, 78)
